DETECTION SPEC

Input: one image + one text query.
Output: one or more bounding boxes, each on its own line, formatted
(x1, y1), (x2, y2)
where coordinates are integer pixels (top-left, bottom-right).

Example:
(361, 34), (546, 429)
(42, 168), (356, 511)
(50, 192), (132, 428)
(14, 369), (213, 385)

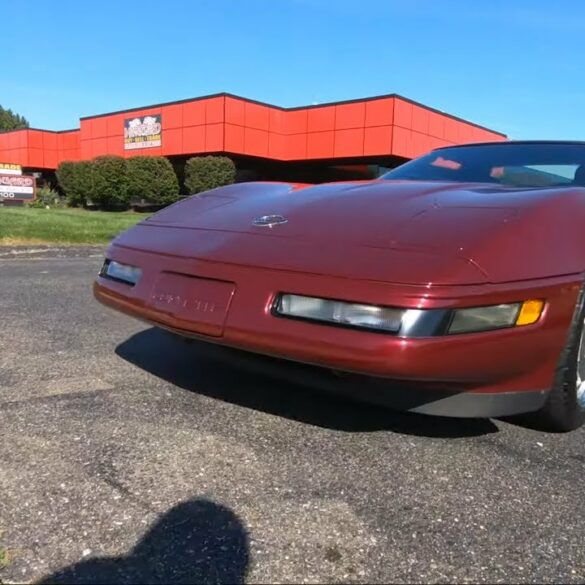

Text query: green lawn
(0, 207), (148, 245)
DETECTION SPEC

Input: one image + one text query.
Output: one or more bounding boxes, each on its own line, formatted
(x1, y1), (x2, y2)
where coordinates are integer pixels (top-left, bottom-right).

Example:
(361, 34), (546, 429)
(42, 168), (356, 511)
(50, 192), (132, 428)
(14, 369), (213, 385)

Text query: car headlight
(448, 300), (544, 334)
(276, 294), (405, 333)
(448, 304), (520, 334)
(100, 259), (142, 285)
(275, 294), (544, 337)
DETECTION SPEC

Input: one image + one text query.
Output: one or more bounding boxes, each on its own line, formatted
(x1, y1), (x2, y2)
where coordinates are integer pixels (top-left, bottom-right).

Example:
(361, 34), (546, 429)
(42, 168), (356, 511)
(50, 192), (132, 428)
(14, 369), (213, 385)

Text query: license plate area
(150, 273), (235, 337)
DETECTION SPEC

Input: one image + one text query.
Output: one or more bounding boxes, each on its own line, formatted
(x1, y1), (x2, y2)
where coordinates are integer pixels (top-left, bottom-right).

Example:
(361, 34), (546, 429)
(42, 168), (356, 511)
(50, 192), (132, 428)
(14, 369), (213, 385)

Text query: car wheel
(527, 284), (585, 432)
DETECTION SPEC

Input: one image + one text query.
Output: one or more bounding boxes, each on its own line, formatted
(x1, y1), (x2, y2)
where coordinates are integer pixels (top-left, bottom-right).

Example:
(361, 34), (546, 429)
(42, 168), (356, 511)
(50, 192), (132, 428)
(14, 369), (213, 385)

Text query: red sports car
(94, 141), (585, 431)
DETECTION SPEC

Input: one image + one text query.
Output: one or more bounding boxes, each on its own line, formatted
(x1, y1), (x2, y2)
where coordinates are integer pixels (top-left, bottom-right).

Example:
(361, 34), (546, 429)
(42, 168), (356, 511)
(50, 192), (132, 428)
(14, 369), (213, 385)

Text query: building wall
(0, 93), (506, 171)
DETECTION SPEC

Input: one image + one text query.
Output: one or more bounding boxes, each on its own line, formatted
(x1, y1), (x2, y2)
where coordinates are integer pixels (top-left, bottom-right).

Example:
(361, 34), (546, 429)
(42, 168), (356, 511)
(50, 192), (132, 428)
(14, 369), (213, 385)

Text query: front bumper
(94, 243), (582, 417)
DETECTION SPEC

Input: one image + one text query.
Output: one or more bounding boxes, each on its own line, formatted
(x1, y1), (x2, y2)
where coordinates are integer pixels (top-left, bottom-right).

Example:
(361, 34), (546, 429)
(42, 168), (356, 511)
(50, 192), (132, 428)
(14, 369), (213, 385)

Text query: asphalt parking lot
(1, 247), (585, 584)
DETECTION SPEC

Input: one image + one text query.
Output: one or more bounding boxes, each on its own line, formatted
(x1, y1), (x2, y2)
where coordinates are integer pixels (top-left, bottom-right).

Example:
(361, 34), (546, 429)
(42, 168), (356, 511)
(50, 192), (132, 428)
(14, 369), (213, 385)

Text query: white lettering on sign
(0, 173), (35, 200)
(124, 114), (162, 150)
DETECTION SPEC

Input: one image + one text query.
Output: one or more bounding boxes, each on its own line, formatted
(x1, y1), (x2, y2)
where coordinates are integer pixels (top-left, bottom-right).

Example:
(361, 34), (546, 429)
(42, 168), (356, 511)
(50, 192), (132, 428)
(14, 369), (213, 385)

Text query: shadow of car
(115, 328), (498, 439)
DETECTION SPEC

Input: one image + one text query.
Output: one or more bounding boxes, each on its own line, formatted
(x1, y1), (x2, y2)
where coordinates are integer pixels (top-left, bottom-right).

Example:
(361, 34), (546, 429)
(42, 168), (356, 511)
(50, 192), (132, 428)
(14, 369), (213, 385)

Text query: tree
(184, 156), (236, 195)
(0, 106), (29, 131)
(56, 160), (94, 207)
(89, 156), (130, 210)
(127, 156), (180, 206)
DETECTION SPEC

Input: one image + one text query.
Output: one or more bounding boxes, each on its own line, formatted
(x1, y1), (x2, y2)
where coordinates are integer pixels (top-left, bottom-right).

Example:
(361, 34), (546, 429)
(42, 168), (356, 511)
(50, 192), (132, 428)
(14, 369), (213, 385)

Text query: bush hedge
(55, 154), (235, 210)
(56, 160), (94, 207)
(184, 156), (236, 195)
(88, 155), (130, 210)
(127, 155), (180, 206)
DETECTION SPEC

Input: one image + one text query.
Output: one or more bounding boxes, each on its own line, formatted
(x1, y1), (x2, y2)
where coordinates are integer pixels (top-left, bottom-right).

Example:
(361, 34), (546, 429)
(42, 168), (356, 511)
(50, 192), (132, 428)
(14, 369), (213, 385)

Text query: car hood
(146, 180), (515, 248)
(115, 180), (584, 285)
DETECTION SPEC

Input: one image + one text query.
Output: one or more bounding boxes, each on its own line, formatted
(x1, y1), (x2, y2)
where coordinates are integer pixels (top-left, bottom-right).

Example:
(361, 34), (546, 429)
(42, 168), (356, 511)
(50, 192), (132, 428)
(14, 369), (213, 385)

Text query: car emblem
(252, 214), (288, 228)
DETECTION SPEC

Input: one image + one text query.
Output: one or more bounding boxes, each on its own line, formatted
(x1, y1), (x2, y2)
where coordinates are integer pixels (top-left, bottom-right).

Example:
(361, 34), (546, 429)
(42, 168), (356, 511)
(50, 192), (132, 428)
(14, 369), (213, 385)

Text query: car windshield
(381, 143), (585, 188)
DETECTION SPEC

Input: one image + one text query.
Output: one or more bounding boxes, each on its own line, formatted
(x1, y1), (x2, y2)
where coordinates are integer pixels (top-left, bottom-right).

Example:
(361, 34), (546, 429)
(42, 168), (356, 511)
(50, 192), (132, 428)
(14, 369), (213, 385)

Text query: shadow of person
(39, 498), (249, 584)
(115, 327), (497, 439)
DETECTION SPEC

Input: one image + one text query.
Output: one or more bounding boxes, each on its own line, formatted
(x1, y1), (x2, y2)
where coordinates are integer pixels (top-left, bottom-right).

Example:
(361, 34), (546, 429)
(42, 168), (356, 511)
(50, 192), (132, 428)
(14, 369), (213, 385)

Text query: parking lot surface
(1, 248), (585, 584)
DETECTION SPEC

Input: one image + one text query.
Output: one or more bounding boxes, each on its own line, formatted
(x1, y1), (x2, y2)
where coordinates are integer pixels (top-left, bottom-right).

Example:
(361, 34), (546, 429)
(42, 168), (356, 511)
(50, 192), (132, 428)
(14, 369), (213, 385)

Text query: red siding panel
(244, 102), (270, 131)
(205, 97), (224, 124)
(225, 97), (245, 126)
(443, 119), (460, 143)
(364, 126), (393, 156)
(61, 148), (80, 161)
(8, 131), (25, 149)
(334, 102), (365, 130)
(285, 110), (308, 135)
(106, 114), (124, 137)
(28, 130), (44, 149)
(106, 136), (124, 156)
(182, 101), (206, 127)
(269, 109), (286, 134)
(43, 150), (58, 169)
(244, 127), (269, 157)
(286, 133), (307, 160)
(428, 113), (445, 139)
(411, 106), (430, 135)
(80, 119), (93, 140)
(393, 99), (413, 129)
(27, 149), (44, 167)
(92, 137), (108, 157)
(92, 118), (108, 139)
(42, 133), (58, 150)
(307, 107), (335, 133)
(162, 104), (183, 129)
(205, 123), (224, 152)
(61, 131), (80, 150)
(334, 128), (364, 157)
(80, 140), (92, 160)
(162, 128), (183, 155)
(224, 124), (245, 153)
(2, 150), (19, 164)
(391, 126), (412, 158)
(183, 125), (206, 153)
(268, 132), (286, 160)
(411, 132), (433, 158)
(365, 98), (394, 127)
(306, 131), (335, 159)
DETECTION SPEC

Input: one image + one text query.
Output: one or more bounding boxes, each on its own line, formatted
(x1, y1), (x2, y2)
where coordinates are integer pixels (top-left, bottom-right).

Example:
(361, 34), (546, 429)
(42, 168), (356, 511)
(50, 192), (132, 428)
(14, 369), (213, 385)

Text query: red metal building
(0, 93), (506, 183)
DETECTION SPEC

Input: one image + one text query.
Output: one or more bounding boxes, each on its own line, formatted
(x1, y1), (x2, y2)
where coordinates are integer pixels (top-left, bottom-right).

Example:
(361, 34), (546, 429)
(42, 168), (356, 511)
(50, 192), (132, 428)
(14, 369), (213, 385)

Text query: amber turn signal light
(515, 300), (545, 326)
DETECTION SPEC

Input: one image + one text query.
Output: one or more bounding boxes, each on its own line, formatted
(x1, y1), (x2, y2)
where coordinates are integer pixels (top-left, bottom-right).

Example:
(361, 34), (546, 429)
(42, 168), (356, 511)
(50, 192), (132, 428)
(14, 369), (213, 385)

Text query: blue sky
(3, 0), (584, 139)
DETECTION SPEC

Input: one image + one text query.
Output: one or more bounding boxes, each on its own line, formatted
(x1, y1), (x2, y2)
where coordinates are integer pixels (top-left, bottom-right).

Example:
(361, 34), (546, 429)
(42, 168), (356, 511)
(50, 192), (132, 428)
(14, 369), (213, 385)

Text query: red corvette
(94, 141), (585, 431)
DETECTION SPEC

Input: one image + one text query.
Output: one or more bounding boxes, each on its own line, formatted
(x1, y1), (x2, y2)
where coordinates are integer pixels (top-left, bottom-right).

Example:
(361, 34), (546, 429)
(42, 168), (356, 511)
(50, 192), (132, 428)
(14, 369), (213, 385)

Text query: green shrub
(27, 185), (66, 208)
(89, 156), (130, 210)
(184, 156), (236, 195)
(56, 160), (94, 207)
(127, 156), (180, 207)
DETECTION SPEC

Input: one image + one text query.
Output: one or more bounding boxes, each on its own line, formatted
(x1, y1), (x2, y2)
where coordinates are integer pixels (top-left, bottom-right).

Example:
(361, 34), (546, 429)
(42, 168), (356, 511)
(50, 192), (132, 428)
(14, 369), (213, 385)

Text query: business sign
(0, 163), (22, 175)
(124, 114), (162, 150)
(0, 173), (36, 201)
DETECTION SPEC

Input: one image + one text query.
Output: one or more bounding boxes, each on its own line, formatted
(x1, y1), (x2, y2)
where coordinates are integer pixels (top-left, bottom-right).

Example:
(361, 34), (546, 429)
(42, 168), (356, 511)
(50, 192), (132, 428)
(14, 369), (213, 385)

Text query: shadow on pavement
(115, 328), (498, 438)
(39, 498), (249, 585)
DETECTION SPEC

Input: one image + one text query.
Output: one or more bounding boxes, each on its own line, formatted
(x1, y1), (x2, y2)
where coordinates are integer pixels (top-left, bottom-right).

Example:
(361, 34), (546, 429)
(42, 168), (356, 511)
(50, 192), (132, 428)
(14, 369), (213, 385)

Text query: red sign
(0, 173), (36, 201)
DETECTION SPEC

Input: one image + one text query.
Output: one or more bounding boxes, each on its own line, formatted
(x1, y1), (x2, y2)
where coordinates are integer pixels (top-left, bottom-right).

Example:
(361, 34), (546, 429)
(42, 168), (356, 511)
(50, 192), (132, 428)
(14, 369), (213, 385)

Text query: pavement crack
(86, 446), (157, 514)
(0, 386), (116, 409)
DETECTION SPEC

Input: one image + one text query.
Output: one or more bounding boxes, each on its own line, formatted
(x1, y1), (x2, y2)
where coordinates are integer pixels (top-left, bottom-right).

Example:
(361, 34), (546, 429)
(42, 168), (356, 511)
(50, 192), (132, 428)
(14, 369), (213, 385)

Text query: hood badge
(252, 214), (288, 228)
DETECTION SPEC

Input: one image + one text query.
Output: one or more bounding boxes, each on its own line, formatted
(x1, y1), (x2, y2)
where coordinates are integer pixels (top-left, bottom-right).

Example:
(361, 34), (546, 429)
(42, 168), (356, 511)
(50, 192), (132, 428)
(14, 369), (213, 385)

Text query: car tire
(526, 283), (585, 432)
